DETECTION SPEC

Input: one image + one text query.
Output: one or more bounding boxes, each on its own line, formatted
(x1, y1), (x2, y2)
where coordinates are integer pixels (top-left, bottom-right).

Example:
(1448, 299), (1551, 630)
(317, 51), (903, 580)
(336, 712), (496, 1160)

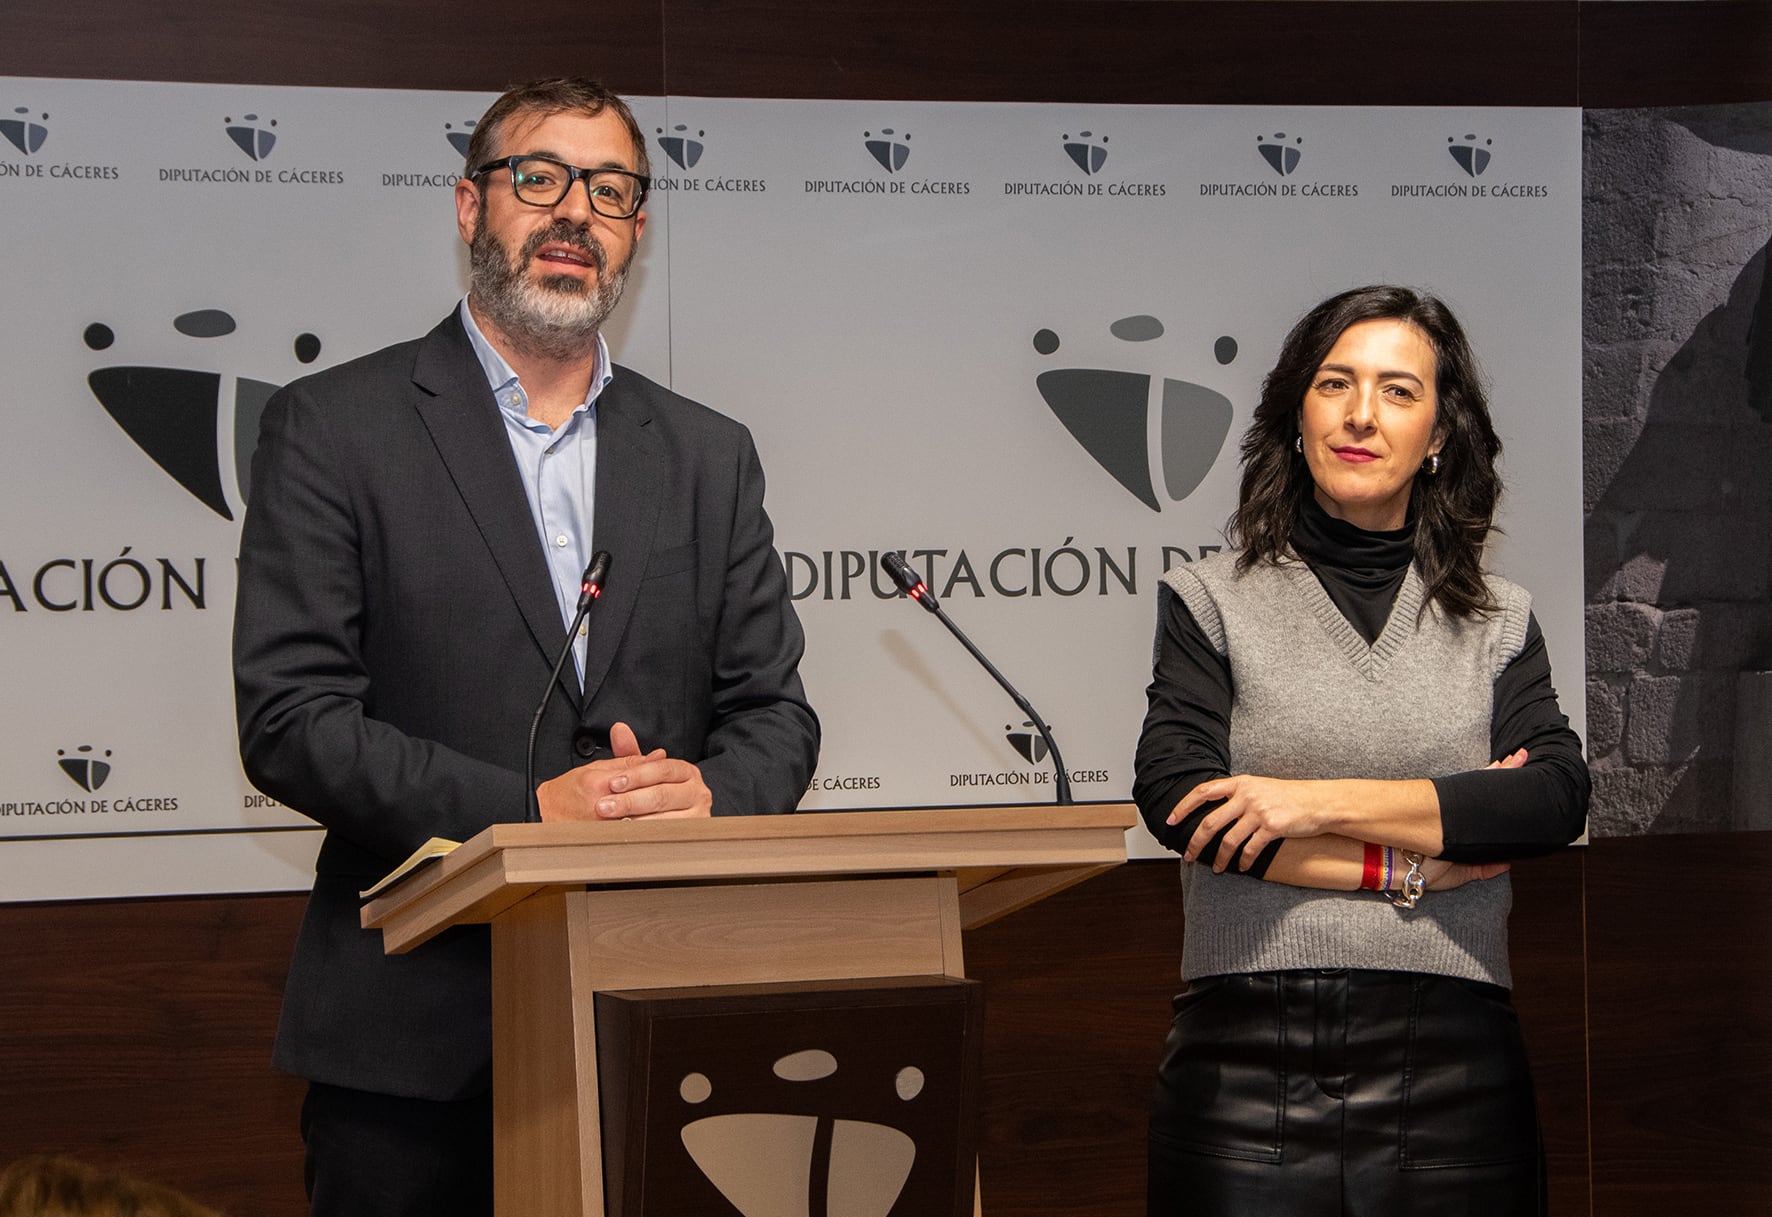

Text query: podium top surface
(362, 803), (1136, 953)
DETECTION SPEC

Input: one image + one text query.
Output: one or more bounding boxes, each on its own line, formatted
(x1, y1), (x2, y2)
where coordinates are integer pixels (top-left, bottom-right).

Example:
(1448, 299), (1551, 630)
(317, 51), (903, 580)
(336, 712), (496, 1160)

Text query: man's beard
(468, 213), (631, 362)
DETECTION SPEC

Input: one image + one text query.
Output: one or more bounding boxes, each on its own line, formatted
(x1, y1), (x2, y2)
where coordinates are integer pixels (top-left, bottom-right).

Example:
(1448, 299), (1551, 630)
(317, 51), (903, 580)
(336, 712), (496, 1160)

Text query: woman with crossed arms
(1133, 285), (1588, 1215)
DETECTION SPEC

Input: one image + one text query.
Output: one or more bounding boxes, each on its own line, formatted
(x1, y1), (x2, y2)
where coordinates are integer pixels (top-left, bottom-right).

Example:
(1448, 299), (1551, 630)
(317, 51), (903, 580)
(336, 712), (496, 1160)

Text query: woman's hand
(1421, 858), (1511, 890)
(1169, 775), (1328, 872)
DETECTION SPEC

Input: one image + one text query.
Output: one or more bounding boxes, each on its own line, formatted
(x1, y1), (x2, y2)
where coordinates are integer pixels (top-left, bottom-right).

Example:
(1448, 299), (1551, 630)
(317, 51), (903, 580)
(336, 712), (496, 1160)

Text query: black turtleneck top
(1132, 498), (1591, 873)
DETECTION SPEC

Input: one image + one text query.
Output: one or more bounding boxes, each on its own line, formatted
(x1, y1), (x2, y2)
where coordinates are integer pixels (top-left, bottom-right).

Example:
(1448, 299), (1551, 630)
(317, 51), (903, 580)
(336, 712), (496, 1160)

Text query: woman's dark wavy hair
(1228, 284), (1503, 618)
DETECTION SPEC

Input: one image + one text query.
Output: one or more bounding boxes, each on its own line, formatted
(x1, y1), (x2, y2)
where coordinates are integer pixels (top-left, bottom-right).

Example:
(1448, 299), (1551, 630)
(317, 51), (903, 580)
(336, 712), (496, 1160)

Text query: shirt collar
(457, 296), (612, 411)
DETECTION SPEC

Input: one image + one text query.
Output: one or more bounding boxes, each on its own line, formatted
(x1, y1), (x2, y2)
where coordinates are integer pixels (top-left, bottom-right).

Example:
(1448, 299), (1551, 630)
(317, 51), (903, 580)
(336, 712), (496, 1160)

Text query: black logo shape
(1033, 316), (1238, 511)
(83, 312), (322, 520)
(1257, 133), (1303, 176)
(1, 106), (48, 155)
(444, 119), (476, 159)
(1062, 131), (1108, 176)
(863, 128), (910, 173)
(1448, 134), (1493, 177)
(58, 745), (113, 792)
(657, 124), (706, 171)
(1005, 721), (1049, 765)
(224, 113), (277, 161)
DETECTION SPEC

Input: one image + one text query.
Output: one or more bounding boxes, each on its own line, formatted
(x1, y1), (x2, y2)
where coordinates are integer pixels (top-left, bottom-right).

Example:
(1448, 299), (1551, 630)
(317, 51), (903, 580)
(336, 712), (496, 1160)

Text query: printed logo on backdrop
(0, 308), (319, 616)
(1200, 131), (1357, 199)
(782, 309), (1241, 603)
(59, 746), (112, 792)
(79, 309), (323, 521)
(651, 123), (766, 195)
(1, 105), (122, 183)
(1448, 134), (1493, 177)
(2, 106), (48, 155)
(947, 721), (1113, 793)
(1034, 313), (1238, 512)
(1003, 128), (1166, 199)
(805, 124), (970, 197)
(1257, 133), (1303, 176)
(1392, 133), (1549, 200)
(383, 118), (472, 190)
(0, 746), (182, 827)
(155, 111), (345, 185)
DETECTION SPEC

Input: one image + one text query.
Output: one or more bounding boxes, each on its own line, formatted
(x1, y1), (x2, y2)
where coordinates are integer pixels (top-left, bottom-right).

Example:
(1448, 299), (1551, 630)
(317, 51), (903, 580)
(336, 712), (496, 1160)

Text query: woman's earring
(1424, 453), (1442, 476)
(1294, 435), (1304, 454)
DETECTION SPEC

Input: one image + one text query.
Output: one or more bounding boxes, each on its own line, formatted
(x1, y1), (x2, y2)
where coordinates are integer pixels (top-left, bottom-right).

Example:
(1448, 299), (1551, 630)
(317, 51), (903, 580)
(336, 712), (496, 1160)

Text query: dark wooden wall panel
(3, 841), (1770, 1213)
(0, 0), (666, 94)
(1500, 848), (1592, 1217)
(0, 894), (308, 1217)
(1587, 832), (1772, 1214)
(965, 862), (1182, 1217)
(659, 1), (1579, 105)
(5, 1), (1769, 107)
(1580, 0), (1772, 108)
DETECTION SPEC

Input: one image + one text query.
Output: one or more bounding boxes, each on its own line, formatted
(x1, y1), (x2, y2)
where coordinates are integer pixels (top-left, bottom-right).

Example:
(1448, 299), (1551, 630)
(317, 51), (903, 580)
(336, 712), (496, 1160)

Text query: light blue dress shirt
(459, 298), (610, 683)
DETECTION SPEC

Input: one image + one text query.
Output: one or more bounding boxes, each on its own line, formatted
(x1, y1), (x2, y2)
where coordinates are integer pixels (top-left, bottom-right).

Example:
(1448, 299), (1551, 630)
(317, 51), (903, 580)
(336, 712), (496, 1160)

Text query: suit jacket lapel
(410, 313), (567, 684)
(583, 372), (663, 708)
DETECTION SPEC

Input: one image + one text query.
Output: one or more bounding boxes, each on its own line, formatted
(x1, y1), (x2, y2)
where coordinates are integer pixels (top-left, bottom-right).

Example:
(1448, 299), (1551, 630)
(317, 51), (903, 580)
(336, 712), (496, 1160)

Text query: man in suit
(232, 78), (819, 1217)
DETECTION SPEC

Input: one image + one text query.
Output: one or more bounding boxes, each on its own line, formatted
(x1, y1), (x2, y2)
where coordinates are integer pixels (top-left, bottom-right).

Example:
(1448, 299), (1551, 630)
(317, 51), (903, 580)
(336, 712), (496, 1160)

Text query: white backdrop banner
(0, 80), (1583, 900)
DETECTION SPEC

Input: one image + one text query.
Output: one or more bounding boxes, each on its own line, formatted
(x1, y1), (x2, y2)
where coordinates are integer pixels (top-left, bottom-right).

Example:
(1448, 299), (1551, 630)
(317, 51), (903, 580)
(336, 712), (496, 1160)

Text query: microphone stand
(882, 552), (1071, 805)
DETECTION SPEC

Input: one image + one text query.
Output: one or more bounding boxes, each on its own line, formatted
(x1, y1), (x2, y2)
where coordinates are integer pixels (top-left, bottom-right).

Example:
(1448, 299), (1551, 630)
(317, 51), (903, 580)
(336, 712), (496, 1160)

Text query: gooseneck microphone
(526, 550), (611, 823)
(880, 551), (1072, 805)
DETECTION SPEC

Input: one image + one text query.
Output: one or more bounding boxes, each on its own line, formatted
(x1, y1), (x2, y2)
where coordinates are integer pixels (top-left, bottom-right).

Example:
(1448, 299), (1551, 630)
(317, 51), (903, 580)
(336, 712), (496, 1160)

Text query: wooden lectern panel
(492, 875), (973, 1217)
(365, 805), (1136, 1217)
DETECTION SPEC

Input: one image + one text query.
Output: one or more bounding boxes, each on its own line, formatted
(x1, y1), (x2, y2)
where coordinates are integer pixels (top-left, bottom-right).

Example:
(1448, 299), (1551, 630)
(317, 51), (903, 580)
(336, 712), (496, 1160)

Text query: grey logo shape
(443, 119), (476, 159)
(58, 746), (113, 792)
(1062, 130), (1108, 176)
(1257, 132), (1303, 176)
(2, 106), (48, 155)
(657, 123), (706, 171)
(1448, 134), (1493, 177)
(679, 1050), (922, 1216)
(1006, 721), (1049, 764)
(863, 128), (911, 173)
(82, 311), (322, 520)
(1033, 316), (1238, 511)
(224, 113), (277, 161)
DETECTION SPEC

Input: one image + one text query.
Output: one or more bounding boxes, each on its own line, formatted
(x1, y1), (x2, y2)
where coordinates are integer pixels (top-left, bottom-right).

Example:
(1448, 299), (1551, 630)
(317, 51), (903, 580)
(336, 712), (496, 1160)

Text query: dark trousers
(1148, 969), (1545, 1216)
(301, 1081), (493, 1217)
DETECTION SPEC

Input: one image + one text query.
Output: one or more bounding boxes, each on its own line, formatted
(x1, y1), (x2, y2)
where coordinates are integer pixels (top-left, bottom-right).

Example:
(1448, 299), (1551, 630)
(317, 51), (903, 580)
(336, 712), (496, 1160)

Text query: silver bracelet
(1388, 852), (1426, 908)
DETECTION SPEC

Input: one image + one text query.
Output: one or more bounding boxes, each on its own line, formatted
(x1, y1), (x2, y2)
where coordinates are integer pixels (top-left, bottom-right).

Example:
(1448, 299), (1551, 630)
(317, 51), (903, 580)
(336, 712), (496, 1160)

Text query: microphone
(526, 551), (611, 823)
(881, 551), (1072, 804)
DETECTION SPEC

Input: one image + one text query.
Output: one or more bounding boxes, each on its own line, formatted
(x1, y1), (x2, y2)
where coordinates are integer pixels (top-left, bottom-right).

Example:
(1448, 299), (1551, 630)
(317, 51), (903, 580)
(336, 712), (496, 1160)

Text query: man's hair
(1228, 284), (1504, 619)
(464, 77), (651, 181)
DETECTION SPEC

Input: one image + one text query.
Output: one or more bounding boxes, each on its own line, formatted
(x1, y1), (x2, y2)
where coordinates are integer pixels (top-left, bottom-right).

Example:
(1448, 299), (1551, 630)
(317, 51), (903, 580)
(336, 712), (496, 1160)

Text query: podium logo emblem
(677, 1050), (927, 1217)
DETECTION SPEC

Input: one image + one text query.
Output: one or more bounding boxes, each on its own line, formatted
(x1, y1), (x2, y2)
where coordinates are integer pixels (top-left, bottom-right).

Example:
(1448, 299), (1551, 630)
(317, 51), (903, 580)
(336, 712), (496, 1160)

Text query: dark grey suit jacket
(234, 311), (818, 1099)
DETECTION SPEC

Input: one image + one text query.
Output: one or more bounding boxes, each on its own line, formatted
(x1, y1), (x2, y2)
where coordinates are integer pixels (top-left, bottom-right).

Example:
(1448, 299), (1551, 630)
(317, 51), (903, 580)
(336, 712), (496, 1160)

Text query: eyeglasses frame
(470, 154), (651, 220)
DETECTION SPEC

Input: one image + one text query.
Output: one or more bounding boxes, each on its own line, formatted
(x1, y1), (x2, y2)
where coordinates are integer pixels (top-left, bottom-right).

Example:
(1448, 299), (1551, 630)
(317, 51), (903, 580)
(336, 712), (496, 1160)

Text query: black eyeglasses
(471, 155), (650, 220)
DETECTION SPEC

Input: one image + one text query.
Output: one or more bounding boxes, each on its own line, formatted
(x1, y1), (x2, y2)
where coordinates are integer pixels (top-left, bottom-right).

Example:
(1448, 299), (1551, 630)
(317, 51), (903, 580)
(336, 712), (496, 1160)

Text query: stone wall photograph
(1583, 103), (1772, 835)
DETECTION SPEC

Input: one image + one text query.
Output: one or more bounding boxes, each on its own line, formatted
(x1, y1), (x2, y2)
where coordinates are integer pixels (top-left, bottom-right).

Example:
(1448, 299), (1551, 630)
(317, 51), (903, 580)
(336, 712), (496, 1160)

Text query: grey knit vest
(1161, 550), (1532, 987)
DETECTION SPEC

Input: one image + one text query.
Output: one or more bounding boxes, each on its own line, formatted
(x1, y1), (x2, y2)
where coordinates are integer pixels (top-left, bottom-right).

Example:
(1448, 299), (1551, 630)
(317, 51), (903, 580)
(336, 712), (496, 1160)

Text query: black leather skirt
(1148, 969), (1544, 1216)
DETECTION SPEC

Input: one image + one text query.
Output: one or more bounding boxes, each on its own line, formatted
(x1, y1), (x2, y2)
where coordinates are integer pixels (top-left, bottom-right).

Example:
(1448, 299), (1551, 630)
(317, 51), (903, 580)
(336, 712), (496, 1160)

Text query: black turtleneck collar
(1289, 497), (1417, 645)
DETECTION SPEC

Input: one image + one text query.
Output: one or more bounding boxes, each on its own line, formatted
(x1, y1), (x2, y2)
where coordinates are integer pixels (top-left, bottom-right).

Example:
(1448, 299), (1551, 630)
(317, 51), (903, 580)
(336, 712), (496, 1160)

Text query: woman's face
(1298, 318), (1443, 532)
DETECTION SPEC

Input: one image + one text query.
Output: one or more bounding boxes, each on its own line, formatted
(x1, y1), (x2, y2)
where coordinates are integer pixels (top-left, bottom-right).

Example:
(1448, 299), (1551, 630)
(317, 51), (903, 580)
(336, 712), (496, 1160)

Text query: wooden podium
(361, 803), (1134, 1217)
